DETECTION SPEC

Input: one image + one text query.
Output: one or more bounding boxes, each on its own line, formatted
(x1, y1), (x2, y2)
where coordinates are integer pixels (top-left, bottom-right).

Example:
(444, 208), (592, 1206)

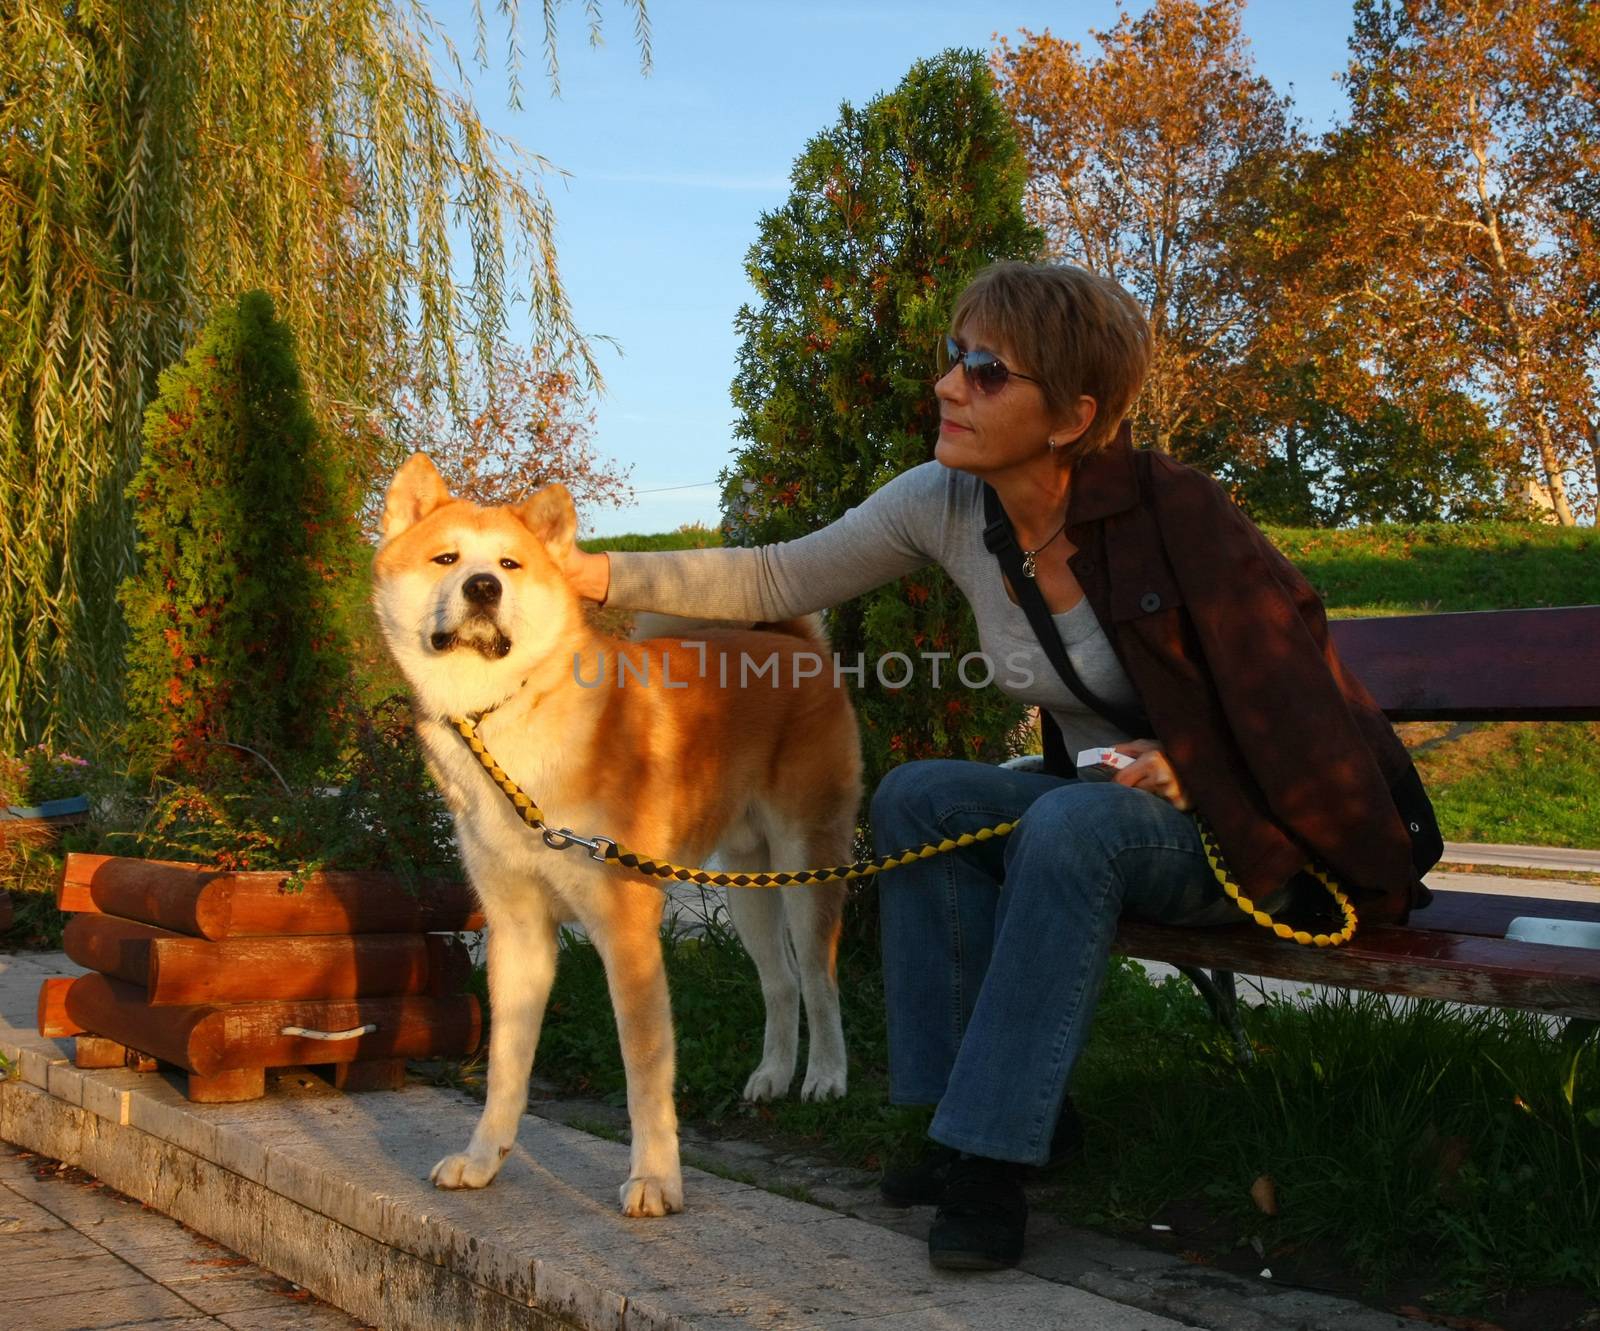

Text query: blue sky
(434, 1), (1360, 536)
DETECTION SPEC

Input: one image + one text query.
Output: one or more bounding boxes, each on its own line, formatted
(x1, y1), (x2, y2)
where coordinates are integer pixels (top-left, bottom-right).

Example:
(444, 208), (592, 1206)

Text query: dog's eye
(432, 553), (458, 566)
(499, 558), (521, 571)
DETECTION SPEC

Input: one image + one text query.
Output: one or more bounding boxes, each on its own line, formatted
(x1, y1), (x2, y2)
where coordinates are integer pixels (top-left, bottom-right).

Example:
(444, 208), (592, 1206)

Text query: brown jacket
(1054, 427), (1425, 924)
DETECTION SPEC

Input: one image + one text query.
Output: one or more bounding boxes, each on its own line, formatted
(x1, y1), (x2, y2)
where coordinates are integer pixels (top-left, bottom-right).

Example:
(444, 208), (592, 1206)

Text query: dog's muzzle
(431, 584), (513, 658)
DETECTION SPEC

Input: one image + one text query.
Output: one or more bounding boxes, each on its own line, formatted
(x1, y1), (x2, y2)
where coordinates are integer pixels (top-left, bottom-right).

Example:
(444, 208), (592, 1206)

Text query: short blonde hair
(950, 262), (1151, 452)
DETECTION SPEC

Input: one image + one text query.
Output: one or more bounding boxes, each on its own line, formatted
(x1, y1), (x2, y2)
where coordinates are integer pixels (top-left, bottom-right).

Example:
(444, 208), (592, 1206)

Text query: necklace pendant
(1021, 551), (1038, 579)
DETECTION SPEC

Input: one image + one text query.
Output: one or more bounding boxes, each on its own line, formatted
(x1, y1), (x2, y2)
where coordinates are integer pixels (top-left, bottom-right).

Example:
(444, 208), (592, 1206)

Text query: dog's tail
(630, 611), (830, 650)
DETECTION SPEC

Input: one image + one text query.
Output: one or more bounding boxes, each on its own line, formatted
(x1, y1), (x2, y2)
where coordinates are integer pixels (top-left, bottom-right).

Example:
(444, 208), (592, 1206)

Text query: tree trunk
(1532, 428), (1576, 526)
(1467, 104), (1576, 526)
(1284, 419), (1311, 522)
(1587, 417), (1599, 516)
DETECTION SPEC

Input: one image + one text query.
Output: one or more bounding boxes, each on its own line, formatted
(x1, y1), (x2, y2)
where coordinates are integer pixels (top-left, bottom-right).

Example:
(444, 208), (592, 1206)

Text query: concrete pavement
(0, 952), (1201, 1331)
(1439, 841), (1600, 874)
(0, 950), (1431, 1331)
(1, 1143), (372, 1330)
(3, 844), (1592, 1328)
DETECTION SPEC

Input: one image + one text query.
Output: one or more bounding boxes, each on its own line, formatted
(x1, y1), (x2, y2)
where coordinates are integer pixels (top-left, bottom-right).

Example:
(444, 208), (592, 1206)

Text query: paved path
(1, 1144), (371, 1330)
(6, 841), (1585, 1331)
(0, 954), (1200, 1331)
(1425, 871), (1600, 900)
(0, 951), (1430, 1331)
(1440, 841), (1600, 874)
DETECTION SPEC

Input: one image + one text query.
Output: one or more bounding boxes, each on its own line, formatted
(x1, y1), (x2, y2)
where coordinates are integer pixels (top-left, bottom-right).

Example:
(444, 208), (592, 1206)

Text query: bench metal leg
(1176, 966), (1253, 1065)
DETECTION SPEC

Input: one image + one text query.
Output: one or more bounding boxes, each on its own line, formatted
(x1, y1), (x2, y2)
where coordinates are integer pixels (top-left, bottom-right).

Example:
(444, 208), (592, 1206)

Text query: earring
(1046, 438), (1062, 453)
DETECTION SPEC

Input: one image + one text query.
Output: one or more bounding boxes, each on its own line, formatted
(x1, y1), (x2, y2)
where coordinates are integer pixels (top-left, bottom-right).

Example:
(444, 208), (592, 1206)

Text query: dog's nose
(463, 573), (502, 606)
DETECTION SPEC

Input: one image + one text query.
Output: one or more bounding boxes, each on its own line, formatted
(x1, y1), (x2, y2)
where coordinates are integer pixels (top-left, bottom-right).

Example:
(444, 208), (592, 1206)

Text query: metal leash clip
(540, 827), (617, 862)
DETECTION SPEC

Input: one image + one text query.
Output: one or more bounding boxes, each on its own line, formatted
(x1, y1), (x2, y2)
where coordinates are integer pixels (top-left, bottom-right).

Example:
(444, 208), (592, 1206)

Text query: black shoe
(879, 1140), (958, 1207)
(927, 1155), (1028, 1271)
(880, 1096), (1084, 1206)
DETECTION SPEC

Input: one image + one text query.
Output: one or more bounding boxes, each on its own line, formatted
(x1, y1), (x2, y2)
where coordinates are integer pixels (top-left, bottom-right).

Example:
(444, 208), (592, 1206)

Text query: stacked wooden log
(38, 852), (483, 1103)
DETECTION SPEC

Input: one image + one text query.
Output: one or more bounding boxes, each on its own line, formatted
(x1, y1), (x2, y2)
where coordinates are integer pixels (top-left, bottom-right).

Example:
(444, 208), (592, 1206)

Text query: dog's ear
(515, 483), (577, 554)
(380, 454), (453, 544)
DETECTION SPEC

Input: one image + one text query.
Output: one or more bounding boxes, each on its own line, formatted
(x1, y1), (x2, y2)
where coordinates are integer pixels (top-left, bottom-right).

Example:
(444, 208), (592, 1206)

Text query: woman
(560, 261), (1437, 1271)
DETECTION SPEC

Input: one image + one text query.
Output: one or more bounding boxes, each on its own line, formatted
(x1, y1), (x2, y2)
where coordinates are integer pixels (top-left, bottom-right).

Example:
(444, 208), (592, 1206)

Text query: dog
(372, 455), (862, 1216)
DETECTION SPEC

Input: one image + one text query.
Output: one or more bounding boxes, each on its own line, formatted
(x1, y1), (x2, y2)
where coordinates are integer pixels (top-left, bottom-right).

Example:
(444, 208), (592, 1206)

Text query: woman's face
(932, 325), (1091, 477)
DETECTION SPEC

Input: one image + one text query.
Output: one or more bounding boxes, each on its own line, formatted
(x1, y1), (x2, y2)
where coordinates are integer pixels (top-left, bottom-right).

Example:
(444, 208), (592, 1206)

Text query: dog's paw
(800, 1065), (847, 1102)
(430, 1147), (505, 1190)
(619, 1172), (683, 1218)
(742, 1063), (794, 1102)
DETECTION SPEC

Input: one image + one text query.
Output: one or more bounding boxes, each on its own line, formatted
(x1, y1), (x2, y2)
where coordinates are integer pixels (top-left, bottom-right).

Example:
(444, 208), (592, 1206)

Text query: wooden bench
(1107, 605), (1600, 1046)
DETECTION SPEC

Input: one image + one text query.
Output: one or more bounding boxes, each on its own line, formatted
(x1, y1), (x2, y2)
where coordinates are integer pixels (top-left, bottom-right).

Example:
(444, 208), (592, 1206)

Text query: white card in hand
(1076, 746), (1135, 775)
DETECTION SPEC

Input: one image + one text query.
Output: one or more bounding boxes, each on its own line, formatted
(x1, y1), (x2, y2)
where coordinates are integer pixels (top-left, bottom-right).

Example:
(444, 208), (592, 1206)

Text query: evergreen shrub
(119, 291), (359, 781)
(728, 50), (1043, 796)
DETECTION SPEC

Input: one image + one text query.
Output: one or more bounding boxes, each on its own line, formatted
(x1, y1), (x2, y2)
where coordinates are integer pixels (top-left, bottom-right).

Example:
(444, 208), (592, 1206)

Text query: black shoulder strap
(981, 483), (1151, 740)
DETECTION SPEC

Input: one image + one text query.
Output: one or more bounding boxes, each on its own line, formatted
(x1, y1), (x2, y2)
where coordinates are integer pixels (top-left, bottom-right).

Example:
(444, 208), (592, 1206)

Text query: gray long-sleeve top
(605, 461), (1141, 760)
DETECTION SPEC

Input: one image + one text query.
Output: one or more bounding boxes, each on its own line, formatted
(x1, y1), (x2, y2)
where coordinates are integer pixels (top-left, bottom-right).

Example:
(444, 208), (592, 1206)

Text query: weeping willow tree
(0, 0), (648, 749)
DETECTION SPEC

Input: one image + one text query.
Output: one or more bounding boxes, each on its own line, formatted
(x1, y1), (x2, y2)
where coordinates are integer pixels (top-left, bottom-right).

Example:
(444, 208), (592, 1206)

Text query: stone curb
(2, 954), (1196, 1331)
(1, 950), (1438, 1331)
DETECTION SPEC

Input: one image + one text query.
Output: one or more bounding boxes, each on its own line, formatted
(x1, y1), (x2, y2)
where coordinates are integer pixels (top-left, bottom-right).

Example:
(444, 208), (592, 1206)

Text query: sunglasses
(937, 335), (1042, 396)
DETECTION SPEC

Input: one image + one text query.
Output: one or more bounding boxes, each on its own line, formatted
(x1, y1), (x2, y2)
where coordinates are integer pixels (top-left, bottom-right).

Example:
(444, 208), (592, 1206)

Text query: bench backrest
(1328, 605), (1600, 722)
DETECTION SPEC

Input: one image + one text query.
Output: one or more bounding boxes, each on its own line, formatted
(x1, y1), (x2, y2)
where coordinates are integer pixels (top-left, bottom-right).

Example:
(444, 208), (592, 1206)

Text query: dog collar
(462, 676), (531, 725)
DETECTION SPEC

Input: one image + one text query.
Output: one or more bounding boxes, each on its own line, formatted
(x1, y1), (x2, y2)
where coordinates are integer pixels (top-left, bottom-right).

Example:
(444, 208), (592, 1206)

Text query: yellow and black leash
(449, 715), (1357, 947)
(447, 715), (1017, 886)
(1194, 821), (1357, 948)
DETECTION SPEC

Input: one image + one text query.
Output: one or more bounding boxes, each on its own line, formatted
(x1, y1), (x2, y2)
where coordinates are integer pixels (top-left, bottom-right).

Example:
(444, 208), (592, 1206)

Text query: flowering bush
(0, 746), (91, 807)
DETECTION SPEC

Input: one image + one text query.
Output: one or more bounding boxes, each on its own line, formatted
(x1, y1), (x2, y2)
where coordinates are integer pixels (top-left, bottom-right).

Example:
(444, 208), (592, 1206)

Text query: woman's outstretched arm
(562, 464), (950, 621)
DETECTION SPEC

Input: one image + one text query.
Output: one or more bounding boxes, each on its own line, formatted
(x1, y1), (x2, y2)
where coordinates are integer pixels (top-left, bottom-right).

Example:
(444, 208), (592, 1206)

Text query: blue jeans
(872, 759), (1223, 1166)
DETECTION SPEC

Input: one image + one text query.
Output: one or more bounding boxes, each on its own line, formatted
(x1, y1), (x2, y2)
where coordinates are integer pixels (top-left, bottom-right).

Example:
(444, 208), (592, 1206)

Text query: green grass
(580, 519), (1600, 608)
(1061, 962), (1600, 1309)
(1264, 521), (1600, 617)
(1416, 722), (1600, 848)
(580, 524), (723, 554)
(535, 911), (935, 1168)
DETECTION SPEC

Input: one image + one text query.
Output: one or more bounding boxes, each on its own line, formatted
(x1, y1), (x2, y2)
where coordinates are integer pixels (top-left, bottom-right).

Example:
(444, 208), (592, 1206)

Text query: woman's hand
(557, 545), (611, 604)
(1112, 739), (1191, 811)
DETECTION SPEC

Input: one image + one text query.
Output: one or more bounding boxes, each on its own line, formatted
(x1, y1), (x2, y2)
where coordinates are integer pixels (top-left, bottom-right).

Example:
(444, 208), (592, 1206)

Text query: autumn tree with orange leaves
(1338, 0), (1599, 523)
(994, 0), (1599, 523)
(994, 0), (1293, 462)
(388, 343), (633, 523)
(1205, 130), (1514, 524)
